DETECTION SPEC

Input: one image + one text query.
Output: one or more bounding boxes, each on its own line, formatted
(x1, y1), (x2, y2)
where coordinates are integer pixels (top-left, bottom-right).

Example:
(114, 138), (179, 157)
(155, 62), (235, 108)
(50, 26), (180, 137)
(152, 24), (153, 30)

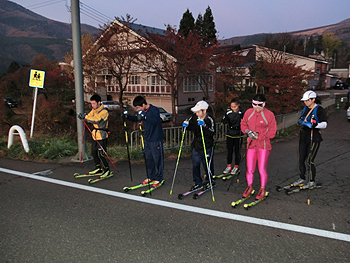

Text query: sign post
(29, 69), (45, 138)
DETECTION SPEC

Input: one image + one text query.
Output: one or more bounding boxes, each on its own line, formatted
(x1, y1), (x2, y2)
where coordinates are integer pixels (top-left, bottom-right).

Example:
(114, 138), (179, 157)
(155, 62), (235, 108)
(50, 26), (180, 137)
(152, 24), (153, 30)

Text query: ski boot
(89, 166), (103, 175)
(301, 181), (316, 190)
(242, 185), (254, 198)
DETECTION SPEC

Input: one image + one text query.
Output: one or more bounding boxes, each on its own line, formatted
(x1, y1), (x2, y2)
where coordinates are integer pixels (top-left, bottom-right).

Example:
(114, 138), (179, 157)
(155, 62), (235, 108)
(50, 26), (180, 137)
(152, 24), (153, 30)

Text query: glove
(197, 119), (205, 126)
(182, 120), (189, 127)
(77, 113), (86, 120)
(123, 110), (128, 119)
(246, 129), (258, 140)
(137, 110), (145, 121)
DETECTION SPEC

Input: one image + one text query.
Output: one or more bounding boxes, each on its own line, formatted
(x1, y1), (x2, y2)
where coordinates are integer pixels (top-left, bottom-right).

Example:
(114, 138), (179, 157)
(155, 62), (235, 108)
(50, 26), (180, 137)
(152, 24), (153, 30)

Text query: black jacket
(221, 107), (245, 137)
(187, 114), (215, 151)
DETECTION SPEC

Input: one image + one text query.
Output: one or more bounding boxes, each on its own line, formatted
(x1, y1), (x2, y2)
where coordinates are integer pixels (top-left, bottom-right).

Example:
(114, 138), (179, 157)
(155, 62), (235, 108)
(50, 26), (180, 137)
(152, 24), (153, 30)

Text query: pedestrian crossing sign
(29, 69), (45, 88)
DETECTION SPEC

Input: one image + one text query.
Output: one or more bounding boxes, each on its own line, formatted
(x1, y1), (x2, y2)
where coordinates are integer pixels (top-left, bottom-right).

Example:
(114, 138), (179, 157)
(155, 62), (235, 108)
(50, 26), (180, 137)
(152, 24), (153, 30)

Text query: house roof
(121, 22), (166, 38)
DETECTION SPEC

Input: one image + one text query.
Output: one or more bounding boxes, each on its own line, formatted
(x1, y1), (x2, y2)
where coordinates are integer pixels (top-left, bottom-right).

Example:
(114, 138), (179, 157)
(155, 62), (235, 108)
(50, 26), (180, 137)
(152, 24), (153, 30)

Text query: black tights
(92, 139), (109, 171)
(298, 139), (320, 181)
(226, 137), (242, 166)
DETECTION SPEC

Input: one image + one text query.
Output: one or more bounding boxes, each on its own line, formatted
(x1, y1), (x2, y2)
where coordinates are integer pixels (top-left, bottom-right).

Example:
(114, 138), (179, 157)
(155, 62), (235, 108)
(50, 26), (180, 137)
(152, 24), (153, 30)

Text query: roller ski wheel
(178, 193), (184, 200)
(123, 187), (131, 192)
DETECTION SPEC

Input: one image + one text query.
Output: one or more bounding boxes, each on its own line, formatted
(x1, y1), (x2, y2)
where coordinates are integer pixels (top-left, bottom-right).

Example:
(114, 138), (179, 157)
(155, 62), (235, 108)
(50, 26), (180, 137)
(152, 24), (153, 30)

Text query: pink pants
(245, 149), (271, 187)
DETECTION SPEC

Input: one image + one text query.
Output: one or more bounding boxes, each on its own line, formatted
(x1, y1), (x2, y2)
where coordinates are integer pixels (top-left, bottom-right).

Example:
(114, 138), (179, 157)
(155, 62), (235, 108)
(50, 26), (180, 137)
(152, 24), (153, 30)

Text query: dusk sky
(11, 0), (350, 39)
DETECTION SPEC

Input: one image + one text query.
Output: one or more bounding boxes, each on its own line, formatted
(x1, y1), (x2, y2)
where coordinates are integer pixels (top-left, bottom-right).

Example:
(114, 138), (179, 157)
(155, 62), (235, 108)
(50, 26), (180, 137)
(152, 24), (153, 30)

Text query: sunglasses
(252, 102), (265, 108)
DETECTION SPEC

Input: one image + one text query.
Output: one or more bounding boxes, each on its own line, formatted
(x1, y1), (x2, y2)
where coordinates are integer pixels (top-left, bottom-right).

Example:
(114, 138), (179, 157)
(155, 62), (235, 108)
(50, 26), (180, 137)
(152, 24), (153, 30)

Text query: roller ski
(285, 182), (322, 195)
(244, 187), (269, 210)
(141, 180), (164, 196)
(276, 178), (305, 192)
(223, 167), (240, 181)
(213, 166), (233, 179)
(123, 180), (154, 192)
(74, 167), (103, 178)
(193, 183), (215, 199)
(231, 190), (255, 208)
(88, 171), (113, 184)
(178, 184), (204, 200)
(213, 174), (225, 179)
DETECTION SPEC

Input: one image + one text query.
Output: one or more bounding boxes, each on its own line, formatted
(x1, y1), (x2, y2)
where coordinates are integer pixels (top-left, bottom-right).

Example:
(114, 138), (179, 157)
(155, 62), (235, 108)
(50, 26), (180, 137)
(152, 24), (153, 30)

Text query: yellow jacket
(85, 104), (109, 140)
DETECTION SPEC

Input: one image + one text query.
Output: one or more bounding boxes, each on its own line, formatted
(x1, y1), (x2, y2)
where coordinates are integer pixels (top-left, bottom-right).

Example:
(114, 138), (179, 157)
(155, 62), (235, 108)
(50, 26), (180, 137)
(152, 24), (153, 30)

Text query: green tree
(179, 9), (195, 37)
(322, 33), (341, 62)
(316, 35), (323, 53)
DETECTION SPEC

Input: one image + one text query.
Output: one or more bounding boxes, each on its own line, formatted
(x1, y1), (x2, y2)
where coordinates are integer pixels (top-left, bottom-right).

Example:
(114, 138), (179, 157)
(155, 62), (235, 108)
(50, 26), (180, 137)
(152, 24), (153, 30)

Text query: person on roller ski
(124, 96), (164, 188)
(77, 94), (111, 177)
(240, 94), (277, 200)
(292, 90), (327, 189)
(221, 98), (245, 176)
(183, 100), (216, 191)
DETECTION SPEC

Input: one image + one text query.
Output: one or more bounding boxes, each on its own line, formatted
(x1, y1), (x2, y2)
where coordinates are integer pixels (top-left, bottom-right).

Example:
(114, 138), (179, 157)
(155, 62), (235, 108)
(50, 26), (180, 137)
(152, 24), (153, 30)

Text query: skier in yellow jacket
(78, 94), (110, 177)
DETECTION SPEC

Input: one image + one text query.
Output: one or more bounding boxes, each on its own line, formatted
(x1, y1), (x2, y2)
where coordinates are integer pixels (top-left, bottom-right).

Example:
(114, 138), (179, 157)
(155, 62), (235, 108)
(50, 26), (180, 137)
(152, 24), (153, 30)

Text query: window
(183, 76), (213, 92)
(129, 75), (141, 85)
(147, 75), (165, 86)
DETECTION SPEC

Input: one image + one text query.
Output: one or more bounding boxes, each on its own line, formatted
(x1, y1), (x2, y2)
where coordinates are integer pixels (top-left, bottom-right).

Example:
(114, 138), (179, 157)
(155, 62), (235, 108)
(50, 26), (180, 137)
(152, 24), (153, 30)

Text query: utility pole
(71, 0), (90, 161)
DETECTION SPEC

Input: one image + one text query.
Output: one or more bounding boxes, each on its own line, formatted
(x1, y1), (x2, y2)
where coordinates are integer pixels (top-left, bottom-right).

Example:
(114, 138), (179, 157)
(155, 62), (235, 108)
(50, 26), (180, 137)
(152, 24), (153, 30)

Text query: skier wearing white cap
(292, 90), (327, 189)
(183, 100), (216, 190)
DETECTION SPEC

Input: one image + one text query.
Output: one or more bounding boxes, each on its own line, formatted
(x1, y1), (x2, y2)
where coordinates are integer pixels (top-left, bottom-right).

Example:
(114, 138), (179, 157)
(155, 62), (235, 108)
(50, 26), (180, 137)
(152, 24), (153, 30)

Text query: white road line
(1, 167), (349, 243)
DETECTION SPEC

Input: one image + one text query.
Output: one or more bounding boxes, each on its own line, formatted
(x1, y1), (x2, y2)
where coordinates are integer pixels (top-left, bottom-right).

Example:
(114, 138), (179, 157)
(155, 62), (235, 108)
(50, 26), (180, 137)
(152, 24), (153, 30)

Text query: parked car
(4, 97), (18, 108)
(333, 81), (349, 90)
(101, 101), (120, 111)
(158, 107), (172, 122)
(347, 106), (350, 122)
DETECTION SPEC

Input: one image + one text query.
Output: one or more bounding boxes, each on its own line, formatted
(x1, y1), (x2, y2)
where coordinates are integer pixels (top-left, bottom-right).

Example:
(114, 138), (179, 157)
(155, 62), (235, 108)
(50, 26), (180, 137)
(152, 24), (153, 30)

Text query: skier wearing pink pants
(240, 94), (277, 200)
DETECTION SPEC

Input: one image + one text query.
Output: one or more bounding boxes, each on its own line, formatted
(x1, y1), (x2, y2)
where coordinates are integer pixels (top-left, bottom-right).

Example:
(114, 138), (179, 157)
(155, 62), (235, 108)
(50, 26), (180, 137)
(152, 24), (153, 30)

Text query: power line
(25, 0), (65, 10)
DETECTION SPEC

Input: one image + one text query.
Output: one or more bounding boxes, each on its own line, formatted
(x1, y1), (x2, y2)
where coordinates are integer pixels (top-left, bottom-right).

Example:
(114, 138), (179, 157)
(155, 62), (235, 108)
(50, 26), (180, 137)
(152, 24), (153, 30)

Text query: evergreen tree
(202, 6), (217, 45)
(179, 9), (195, 37)
(195, 14), (204, 37)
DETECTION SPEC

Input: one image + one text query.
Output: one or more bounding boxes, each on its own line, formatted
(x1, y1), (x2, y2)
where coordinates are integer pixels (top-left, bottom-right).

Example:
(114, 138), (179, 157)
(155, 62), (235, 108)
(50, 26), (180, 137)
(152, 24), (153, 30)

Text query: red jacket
(241, 107), (277, 150)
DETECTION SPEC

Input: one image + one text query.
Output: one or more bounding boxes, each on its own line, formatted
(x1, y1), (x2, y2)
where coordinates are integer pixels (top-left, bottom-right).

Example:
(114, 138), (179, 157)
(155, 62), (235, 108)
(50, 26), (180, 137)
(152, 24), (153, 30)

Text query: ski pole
(307, 126), (314, 205)
(123, 115), (133, 182)
(169, 126), (187, 195)
(199, 122), (215, 202)
(81, 119), (119, 172)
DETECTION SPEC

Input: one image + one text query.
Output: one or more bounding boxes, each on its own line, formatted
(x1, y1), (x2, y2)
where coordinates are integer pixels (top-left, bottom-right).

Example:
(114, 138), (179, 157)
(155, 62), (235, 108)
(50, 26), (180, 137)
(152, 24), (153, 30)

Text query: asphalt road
(0, 107), (349, 263)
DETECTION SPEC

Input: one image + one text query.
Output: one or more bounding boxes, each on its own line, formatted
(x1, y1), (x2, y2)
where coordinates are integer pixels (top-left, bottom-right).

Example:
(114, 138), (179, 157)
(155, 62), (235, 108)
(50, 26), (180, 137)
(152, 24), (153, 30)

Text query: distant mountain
(220, 18), (350, 46)
(0, 0), (100, 73)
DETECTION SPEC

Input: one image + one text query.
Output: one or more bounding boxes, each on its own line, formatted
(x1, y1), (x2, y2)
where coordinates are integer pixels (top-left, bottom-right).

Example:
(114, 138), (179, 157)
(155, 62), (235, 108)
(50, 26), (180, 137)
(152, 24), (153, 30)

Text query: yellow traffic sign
(29, 69), (45, 88)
